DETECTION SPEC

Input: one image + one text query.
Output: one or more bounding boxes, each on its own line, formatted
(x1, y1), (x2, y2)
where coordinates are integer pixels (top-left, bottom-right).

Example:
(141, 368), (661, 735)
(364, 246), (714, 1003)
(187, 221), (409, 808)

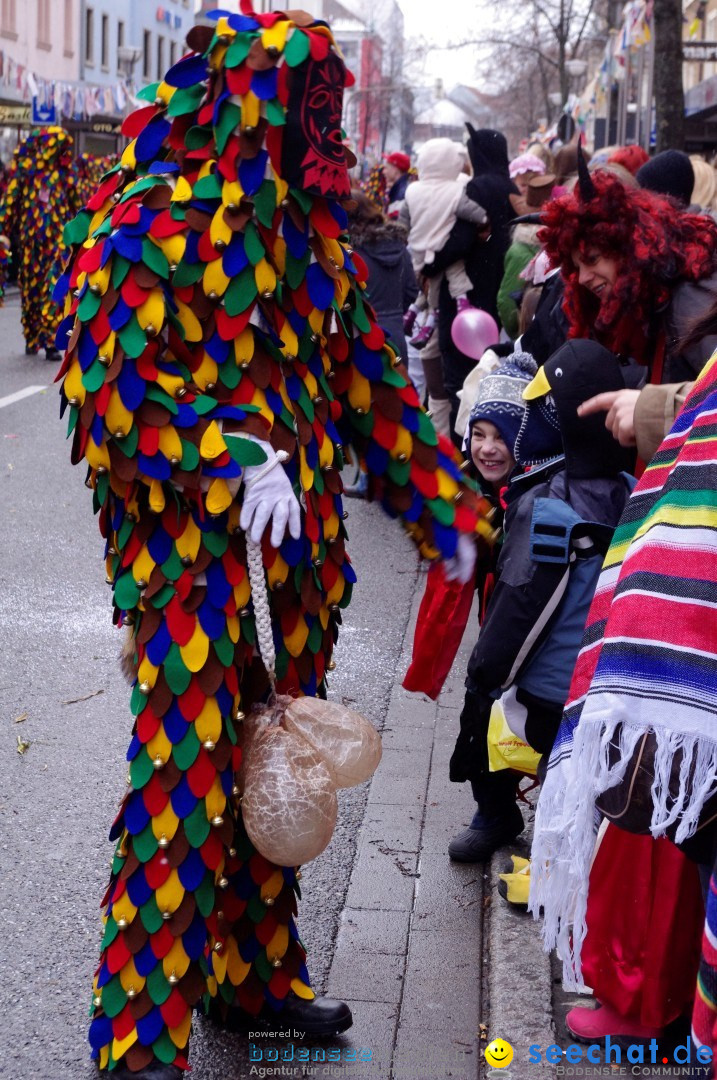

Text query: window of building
(170, 40), (177, 68)
(1, 0), (17, 38)
(101, 13), (109, 69)
(85, 6), (94, 65)
(707, 12), (717, 80)
(117, 19), (124, 51)
(64, 0), (73, 55)
(37, 0), (51, 48)
(143, 29), (151, 80)
(157, 35), (165, 80)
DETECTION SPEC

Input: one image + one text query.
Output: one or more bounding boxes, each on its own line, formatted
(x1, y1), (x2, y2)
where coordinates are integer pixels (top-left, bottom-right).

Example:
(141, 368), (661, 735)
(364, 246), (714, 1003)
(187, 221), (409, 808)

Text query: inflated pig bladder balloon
(284, 697), (382, 788)
(241, 720), (338, 866)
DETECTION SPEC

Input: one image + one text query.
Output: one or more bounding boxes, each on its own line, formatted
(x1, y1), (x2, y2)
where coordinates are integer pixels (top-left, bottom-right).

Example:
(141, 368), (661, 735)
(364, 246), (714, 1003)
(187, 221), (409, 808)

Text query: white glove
(442, 533), (476, 584)
(239, 437), (302, 548)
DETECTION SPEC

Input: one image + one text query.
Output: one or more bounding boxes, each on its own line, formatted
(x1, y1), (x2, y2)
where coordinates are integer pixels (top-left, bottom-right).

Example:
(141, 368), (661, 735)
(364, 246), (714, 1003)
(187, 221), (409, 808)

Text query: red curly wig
(538, 169), (717, 361)
(608, 145), (649, 176)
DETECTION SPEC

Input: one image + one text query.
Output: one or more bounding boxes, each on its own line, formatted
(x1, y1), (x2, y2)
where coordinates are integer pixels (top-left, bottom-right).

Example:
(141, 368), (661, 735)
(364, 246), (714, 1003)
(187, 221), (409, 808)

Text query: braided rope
(246, 536), (277, 696)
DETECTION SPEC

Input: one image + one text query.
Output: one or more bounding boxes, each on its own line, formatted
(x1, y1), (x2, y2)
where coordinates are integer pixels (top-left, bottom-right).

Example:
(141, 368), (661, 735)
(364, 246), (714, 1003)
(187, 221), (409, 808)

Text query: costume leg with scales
(55, 6), (492, 1073)
(88, 508), (314, 1073)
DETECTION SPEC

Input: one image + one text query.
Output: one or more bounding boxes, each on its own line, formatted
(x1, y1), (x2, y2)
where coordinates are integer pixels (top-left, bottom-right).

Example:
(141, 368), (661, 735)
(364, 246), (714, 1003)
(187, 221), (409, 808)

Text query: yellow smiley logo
(485, 1038), (514, 1068)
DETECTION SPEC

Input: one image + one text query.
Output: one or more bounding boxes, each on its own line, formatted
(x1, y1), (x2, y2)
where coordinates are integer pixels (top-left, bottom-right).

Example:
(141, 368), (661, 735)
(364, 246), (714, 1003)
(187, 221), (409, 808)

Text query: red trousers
(582, 825), (704, 1028)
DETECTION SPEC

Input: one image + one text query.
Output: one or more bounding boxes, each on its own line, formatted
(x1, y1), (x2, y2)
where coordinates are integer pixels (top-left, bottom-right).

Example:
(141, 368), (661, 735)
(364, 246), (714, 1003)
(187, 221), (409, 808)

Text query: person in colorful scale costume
(0, 235), (9, 305)
(54, 6), (493, 1077)
(0, 125), (80, 360)
(361, 163), (388, 214)
(76, 153), (120, 206)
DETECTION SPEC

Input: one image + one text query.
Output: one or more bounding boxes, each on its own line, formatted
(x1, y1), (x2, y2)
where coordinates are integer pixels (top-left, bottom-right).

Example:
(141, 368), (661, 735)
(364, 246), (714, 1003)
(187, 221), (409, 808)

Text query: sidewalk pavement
(322, 577), (557, 1079)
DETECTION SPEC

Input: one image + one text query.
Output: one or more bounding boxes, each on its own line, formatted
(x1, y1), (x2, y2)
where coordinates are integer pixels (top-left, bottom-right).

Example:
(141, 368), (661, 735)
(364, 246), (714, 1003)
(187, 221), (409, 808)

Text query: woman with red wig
(539, 158), (717, 464)
(532, 157), (717, 1046)
(607, 144), (649, 176)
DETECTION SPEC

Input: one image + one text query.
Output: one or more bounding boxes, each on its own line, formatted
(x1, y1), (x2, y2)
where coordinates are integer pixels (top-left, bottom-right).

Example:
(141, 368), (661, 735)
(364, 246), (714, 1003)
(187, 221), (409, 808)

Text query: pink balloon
(451, 306), (500, 361)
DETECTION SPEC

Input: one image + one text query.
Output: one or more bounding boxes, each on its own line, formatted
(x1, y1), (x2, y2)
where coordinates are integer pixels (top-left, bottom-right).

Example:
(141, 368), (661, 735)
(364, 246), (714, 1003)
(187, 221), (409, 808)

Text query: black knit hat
(636, 150), (695, 207)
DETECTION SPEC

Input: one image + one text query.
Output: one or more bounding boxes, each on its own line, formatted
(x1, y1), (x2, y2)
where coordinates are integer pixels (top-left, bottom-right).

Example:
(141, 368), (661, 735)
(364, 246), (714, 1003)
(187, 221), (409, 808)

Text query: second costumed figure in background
(0, 125), (81, 360)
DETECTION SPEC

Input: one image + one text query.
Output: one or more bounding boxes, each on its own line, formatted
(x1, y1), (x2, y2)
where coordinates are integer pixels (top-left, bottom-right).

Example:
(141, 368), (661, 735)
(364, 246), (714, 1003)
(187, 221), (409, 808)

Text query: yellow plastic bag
(487, 700), (541, 776)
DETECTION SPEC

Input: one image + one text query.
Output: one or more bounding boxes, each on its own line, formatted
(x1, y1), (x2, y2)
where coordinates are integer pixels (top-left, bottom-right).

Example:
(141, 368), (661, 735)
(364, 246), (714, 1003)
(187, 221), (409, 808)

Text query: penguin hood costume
(520, 338), (633, 485)
(54, 5), (493, 1075)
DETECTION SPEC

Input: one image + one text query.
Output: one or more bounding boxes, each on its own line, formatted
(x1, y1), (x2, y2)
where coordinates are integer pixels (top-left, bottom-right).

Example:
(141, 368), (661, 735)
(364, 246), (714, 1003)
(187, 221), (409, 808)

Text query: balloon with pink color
(451, 307), (500, 360)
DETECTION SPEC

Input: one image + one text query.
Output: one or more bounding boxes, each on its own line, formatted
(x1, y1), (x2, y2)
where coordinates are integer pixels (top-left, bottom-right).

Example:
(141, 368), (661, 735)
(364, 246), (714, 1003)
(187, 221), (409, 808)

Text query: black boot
(45, 347), (62, 363)
(24, 344), (37, 355)
(208, 991), (353, 1037)
(449, 769), (524, 863)
(448, 801), (524, 862)
(111, 1063), (183, 1080)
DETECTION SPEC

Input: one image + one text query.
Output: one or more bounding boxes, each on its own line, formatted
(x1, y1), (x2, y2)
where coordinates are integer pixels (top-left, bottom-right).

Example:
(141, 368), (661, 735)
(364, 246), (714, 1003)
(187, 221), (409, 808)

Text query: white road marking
(0, 384), (49, 409)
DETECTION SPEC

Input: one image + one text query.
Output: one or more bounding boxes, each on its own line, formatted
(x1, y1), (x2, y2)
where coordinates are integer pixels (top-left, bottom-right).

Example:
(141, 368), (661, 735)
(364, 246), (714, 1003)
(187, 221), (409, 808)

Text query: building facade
(684, 0), (717, 150)
(0, 1), (79, 158)
(76, 0), (191, 152)
(126, 0), (192, 88)
(81, 0), (191, 88)
(0, 0), (80, 95)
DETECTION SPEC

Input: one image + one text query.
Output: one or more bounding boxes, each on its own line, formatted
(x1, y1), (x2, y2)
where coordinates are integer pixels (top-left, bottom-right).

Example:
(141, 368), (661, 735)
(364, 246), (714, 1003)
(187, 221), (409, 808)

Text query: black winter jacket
(351, 220), (417, 360)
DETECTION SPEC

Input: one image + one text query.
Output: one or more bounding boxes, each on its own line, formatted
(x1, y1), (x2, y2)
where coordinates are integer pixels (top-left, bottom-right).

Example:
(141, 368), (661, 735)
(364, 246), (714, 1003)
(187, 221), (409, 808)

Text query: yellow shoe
(497, 855), (531, 908)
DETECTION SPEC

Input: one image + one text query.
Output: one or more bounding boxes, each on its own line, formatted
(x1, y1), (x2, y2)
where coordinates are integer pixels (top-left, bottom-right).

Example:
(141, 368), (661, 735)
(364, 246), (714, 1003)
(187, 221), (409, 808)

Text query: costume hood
(465, 126), (510, 179)
(416, 138), (464, 183)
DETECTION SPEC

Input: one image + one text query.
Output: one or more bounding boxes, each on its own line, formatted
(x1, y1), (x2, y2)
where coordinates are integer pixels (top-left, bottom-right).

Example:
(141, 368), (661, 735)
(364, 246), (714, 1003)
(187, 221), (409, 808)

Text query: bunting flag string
(0, 45), (133, 120)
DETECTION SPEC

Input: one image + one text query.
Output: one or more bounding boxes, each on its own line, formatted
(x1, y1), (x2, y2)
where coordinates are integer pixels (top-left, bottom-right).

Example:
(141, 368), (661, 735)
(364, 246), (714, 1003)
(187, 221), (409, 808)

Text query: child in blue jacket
(448, 339), (634, 862)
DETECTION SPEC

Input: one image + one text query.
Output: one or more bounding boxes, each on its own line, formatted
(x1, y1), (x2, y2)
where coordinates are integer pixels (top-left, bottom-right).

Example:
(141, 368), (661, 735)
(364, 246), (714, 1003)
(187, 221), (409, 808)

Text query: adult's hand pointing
(577, 388), (641, 447)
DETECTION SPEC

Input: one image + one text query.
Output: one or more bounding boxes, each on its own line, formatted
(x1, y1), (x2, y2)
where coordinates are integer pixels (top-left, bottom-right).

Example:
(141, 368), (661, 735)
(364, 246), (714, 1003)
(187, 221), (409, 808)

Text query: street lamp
(548, 89), (564, 124)
(565, 58), (588, 80)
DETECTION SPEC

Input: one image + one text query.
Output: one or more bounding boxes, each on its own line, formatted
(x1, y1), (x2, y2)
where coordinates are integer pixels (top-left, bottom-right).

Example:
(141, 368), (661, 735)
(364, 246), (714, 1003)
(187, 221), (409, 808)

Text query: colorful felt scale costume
(55, 5), (492, 1074)
(76, 154), (118, 207)
(0, 126), (80, 356)
(0, 236), (9, 306)
(0, 162), (11, 304)
(361, 164), (388, 213)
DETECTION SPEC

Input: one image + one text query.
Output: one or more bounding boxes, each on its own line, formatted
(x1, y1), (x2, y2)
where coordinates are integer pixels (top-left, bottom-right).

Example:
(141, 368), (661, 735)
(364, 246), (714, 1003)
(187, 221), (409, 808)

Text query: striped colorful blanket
(694, 870), (717, 1059)
(530, 350), (717, 989)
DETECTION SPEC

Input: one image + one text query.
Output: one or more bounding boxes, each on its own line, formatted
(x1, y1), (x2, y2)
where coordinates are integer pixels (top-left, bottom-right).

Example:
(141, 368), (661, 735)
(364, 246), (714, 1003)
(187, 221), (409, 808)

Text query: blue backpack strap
(529, 498), (583, 564)
(518, 496), (620, 706)
(530, 497), (615, 565)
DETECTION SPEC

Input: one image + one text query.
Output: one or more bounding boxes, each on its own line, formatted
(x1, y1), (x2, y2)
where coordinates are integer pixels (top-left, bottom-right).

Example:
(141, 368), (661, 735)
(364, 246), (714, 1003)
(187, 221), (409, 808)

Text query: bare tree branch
(442, 35), (561, 69)
(571, 0), (598, 53)
(454, 0), (608, 149)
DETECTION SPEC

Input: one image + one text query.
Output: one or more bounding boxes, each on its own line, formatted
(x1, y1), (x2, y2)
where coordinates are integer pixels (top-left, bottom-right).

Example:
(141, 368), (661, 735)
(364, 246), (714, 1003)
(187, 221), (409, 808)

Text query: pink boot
(403, 306), (418, 335)
(566, 1002), (663, 1044)
(409, 322), (435, 349)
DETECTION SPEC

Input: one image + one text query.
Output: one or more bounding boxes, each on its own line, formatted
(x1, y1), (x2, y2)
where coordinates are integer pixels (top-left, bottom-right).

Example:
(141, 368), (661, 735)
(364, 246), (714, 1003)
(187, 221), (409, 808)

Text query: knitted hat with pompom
(468, 352), (537, 455)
